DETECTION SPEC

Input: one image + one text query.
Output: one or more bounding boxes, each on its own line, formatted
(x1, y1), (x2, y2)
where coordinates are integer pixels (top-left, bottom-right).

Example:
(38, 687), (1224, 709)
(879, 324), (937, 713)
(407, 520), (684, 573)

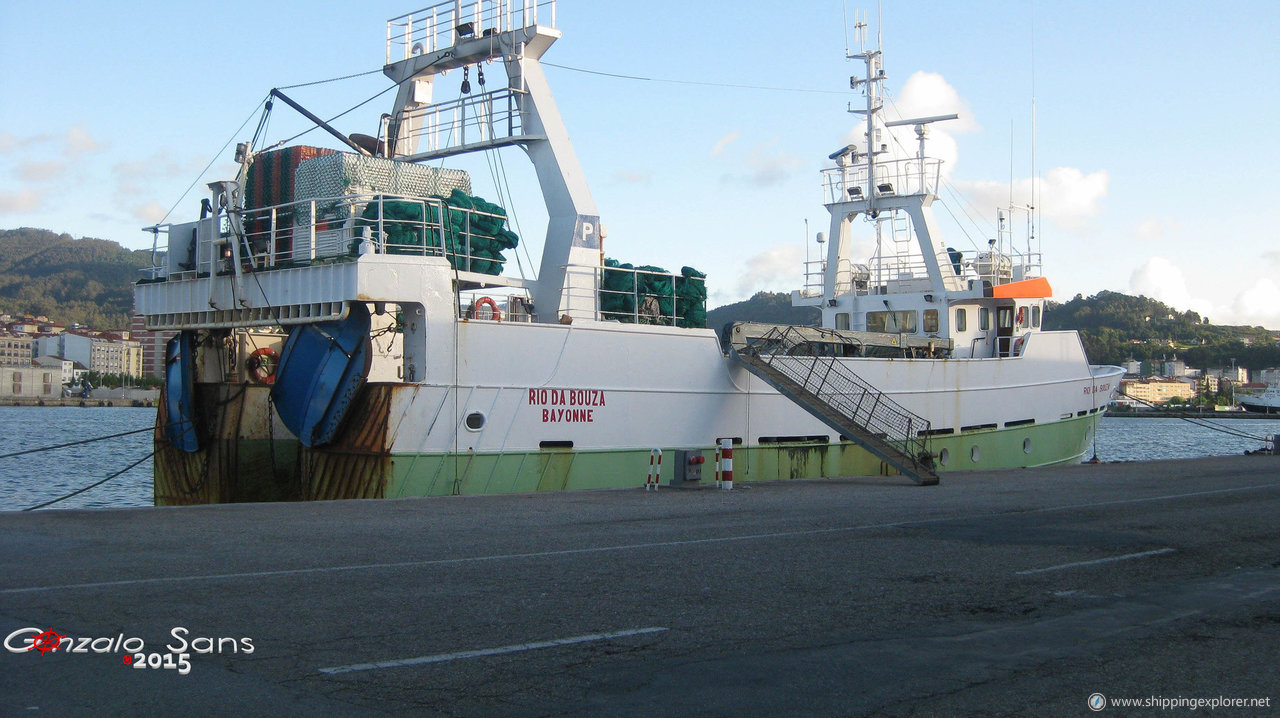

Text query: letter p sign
(573, 214), (601, 249)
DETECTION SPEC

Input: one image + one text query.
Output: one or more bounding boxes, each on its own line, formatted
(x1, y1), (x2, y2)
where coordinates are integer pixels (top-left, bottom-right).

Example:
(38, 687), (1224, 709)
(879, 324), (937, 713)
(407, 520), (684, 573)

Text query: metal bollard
(646, 448), (662, 491)
(718, 438), (733, 490)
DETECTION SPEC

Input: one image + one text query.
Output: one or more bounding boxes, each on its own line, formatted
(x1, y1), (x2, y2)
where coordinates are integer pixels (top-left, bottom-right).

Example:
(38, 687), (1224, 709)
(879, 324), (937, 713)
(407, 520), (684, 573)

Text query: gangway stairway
(729, 324), (940, 485)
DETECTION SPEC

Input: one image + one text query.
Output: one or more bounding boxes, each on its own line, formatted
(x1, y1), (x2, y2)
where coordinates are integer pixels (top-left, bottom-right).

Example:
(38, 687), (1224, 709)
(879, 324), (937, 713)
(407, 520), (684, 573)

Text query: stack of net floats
(354, 190), (519, 275)
(600, 258), (707, 329)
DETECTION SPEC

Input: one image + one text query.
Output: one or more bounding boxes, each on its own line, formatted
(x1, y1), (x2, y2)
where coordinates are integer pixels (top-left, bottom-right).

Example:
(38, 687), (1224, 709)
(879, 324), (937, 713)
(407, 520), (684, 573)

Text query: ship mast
(819, 12), (958, 305)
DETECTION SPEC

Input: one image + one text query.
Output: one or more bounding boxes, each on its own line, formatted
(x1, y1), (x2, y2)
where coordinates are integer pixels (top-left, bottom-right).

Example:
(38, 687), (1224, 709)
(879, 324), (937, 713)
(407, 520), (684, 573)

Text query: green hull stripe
(385, 414), (1100, 497)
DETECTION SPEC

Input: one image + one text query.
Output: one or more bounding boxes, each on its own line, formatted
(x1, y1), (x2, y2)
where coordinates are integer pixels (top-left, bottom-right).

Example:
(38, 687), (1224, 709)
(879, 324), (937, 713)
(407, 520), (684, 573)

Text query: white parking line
(1016, 548), (1177, 576)
(317, 627), (669, 675)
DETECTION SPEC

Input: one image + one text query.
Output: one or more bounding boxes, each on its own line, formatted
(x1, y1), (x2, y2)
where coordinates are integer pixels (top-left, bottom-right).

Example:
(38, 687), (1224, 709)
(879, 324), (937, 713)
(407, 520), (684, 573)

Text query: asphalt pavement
(2, 455), (1278, 716)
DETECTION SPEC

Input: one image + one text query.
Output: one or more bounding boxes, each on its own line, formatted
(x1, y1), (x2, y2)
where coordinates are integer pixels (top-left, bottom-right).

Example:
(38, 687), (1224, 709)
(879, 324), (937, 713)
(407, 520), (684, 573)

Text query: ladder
(731, 325), (939, 485)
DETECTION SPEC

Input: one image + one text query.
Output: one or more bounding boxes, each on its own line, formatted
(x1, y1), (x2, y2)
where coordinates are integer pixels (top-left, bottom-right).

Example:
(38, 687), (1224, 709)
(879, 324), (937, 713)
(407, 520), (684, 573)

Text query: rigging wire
(541, 61), (847, 95)
(159, 99), (266, 226)
(270, 82), (404, 148)
(278, 68), (385, 90)
(1119, 392), (1274, 444)
(0, 425), (157, 460)
(23, 451), (156, 511)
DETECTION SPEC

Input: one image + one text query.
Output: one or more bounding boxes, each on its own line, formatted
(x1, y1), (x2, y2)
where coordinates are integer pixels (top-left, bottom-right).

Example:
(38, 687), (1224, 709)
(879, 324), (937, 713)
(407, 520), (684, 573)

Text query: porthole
(464, 412), (485, 431)
(1023, 438), (1032, 454)
(970, 446), (981, 463)
(938, 448), (950, 466)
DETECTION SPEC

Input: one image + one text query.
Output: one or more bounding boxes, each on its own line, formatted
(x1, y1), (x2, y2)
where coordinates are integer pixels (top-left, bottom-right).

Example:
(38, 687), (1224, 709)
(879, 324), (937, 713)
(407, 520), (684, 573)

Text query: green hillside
(1045, 290), (1279, 370)
(0, 228), (151, 328)
(706, 291), (820, 334)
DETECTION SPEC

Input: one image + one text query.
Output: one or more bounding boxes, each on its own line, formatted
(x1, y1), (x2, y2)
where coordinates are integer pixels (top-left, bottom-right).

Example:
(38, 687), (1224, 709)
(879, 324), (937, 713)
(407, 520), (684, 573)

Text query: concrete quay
(1, 456), (1278, 716)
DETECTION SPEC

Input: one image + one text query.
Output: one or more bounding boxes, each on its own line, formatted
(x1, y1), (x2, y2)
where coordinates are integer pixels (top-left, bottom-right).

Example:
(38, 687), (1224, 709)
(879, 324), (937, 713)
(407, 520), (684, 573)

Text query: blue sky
(2, 1), (1278, 325)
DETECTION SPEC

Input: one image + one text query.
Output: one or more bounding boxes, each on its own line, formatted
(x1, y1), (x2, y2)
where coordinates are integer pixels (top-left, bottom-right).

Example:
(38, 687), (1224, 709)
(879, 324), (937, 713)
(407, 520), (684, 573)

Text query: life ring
(473, 296), (502, 321)
(246, 347), (280, 384)
(1016, 306), (1026, 325)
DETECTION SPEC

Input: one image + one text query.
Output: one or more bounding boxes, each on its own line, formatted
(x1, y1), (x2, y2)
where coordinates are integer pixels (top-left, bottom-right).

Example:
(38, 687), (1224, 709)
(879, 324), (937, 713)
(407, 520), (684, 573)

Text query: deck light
(847, 186), (864, 199)
(877, 182), (895, 195)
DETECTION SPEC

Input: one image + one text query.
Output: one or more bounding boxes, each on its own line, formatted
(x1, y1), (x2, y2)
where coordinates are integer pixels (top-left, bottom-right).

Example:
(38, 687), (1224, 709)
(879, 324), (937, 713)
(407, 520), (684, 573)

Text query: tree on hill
(0, 228), (151, 328)
(706, 291), (819, 335)
(1045, 290), (1280, 369)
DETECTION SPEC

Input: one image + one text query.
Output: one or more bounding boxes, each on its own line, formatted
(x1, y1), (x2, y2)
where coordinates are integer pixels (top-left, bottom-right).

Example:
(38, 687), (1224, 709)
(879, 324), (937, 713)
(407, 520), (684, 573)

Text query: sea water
(1, 407), (1277, 512)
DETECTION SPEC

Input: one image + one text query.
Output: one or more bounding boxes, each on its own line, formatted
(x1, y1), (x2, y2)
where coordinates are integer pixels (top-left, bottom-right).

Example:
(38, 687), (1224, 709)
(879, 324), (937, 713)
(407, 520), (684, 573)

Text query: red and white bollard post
(718, 439), (733, 490)
(646, 448), (662, 491)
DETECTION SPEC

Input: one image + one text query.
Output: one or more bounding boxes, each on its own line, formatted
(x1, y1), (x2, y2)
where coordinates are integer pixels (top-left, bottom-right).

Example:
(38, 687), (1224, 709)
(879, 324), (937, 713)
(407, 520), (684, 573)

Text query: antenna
(877, 0), (883, 52)
(805, 217), (810, 265)
(1029, 0), (1038, 257)
(842, 1), (850, 57)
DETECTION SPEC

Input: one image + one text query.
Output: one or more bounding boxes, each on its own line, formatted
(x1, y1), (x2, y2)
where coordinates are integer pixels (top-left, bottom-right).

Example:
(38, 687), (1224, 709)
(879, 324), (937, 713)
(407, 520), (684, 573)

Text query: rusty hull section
(154, 382), (395, 505)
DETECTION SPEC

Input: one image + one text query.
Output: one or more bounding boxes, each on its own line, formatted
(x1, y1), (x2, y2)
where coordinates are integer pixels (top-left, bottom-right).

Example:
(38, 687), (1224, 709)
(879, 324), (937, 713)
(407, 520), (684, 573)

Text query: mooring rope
(21, 451), (157, 511)
(1119, 392), (1274, 445)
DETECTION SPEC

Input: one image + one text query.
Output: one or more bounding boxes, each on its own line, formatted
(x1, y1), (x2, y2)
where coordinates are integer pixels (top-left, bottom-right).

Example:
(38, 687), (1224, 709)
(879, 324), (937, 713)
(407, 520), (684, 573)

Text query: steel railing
(739, 326), (932, 467)
(387, 0), (557, 63)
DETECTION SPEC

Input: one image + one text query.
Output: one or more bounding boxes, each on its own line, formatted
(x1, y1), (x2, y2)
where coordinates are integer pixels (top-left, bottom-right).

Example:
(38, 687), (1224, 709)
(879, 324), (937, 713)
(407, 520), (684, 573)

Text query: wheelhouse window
(835, 312), (850, 330)
(923, 309), (939, 333)
(955, 308), (967, 332)
(979, 307), (990, 331)
(1032, 305), (1041, 328)
(867, 310), (918, 333)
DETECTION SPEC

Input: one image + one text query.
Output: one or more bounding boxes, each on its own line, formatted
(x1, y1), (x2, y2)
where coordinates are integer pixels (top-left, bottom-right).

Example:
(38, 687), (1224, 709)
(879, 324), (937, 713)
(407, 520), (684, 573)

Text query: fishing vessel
(134, 0), (1122, 504)
(1237, 385), (1280, 414)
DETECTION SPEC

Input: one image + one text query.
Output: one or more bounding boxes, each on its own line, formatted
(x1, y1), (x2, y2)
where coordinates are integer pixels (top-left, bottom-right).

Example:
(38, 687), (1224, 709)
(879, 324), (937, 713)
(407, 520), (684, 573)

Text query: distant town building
(0, 366), (61, 400)
(37, 332), (143, 377)
(0, 334), (34, 368)
(1222, 365), (1249, 383)
(1162, 357), (1187, 378)
(1257, 368), (1280, 386)
(1120, 378), (1197, 405)
(33, 356), (76, 386)
(129, 315), (177, 379)
(1200, 374), (1221, 395)
(1122, 359), (1142, 375)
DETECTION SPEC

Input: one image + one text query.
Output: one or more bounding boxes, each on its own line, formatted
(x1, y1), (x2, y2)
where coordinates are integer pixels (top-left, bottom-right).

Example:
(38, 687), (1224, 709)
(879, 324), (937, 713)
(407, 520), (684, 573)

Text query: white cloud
(64, 126), (102, 156)
(1125, 254), (1280, 328)
(1038, 168), (1109, 228)
(845, 72), (974, 177)
(1229, 279), (1280, 327)
(892, 71), (980, 134)
(1135, 216), (1179, 239)
(113, 152), (203, 182)
(130, 202), (169, 224)
(740, 142), (804, 188)
(710, 131), (740, 156)
(735, 244), (803, 296)
(1129, 256), (1212, 317)
(18, 160), (66, 182)
(0, 189), (44, 213)
(0, 132), (15, 154)
(955, 167), (1109, 231)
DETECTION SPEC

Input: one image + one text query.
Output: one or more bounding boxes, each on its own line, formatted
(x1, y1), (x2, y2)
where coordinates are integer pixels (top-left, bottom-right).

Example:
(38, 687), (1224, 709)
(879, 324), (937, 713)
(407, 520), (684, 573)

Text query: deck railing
(739, 325), (933, 467)
(387, 0), (557, 63)
(821, 157), (942, 204)
(145, 193), (515, 280)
